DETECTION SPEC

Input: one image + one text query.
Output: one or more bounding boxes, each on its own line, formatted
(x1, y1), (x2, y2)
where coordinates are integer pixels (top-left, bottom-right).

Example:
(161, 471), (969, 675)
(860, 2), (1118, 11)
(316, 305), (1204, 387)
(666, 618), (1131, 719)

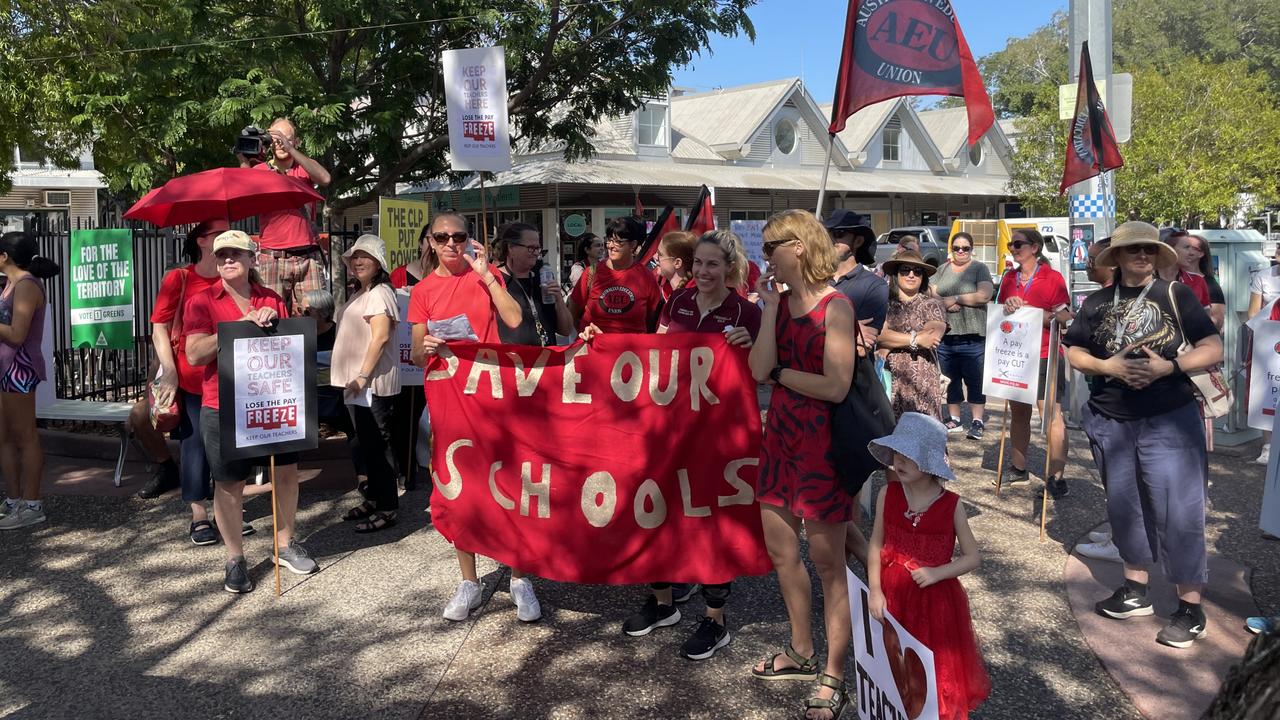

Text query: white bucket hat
(342, 234), (390, 272)
(868, 412), (955, 481)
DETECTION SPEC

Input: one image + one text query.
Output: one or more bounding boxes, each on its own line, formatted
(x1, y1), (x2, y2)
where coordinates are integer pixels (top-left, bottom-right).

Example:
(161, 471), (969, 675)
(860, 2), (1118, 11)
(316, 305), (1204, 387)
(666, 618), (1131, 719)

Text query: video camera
(233, 126), (271, 159)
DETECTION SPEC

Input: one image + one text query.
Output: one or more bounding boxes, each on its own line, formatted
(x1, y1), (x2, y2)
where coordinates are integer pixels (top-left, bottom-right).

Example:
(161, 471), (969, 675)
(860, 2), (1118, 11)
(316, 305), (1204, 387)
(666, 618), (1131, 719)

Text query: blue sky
(673, 0), (1068, 104)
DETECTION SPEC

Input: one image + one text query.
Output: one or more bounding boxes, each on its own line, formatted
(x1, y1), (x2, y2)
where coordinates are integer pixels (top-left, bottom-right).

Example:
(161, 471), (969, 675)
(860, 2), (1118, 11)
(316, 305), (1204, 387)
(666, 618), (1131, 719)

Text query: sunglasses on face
(896, 267), (925, 278)
(951, 245), (972, 253)
(1122, 244), (1158, 256)
(1010, 240), (1035, 250)
(763, 238), (795, 256)
(431, 231), (469, 245)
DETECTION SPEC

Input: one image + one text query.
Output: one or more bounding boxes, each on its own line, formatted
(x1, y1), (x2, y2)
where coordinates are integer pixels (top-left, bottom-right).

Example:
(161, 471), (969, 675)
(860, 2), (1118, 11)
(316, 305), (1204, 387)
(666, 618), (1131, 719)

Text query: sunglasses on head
(896, 266), (925, 278)
(431, 231), (469, 245)
(762, 238), (795, 256)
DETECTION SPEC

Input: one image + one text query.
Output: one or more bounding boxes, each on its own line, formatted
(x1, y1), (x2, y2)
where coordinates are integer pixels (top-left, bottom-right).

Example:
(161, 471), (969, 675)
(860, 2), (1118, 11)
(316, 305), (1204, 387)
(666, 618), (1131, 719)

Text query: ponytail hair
(0, 231), (60, 279)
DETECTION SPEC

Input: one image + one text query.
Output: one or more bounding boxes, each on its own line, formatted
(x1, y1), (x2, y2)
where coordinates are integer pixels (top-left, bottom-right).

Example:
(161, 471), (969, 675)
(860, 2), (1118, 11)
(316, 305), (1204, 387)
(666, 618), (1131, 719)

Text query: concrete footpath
(0, 422), (1273, 719)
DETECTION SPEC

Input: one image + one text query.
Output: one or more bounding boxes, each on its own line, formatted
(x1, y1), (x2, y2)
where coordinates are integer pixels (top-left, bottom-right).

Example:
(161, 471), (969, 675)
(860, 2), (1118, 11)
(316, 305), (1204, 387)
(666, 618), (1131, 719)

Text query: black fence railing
(21, 216), (378, 402)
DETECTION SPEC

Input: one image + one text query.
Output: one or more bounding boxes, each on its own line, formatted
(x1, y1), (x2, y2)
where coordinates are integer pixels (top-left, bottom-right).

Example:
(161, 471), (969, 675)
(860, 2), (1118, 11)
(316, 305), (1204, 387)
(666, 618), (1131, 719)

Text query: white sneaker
(1256, 443), (1270, 466)
(442, 579), (483, 621)
(1088, 529), (1111, 544)
(0, 503), (46, 530)
(509, 577), (542, 622)
(1076, 539), (1123, 563)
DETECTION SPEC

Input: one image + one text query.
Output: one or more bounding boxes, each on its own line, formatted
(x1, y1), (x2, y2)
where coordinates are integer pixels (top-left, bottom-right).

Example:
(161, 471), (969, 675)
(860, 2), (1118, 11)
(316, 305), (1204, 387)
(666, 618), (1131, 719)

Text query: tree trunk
(1202, 629), (1280, 719)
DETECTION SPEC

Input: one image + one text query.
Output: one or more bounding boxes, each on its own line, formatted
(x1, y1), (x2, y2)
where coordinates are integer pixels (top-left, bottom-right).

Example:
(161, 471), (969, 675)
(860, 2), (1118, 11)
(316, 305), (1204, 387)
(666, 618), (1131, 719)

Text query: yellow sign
(378, 198), (431, 271)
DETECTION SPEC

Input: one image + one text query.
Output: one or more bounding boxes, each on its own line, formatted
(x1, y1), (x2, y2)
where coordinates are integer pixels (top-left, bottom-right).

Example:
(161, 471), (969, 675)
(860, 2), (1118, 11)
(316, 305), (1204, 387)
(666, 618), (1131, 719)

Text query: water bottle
(539, 265), (556, 303)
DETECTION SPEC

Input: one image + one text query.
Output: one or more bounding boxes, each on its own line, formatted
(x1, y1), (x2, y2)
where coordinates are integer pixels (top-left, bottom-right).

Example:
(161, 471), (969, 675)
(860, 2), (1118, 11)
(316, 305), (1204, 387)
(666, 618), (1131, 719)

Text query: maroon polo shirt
(659, 287), (762, 339)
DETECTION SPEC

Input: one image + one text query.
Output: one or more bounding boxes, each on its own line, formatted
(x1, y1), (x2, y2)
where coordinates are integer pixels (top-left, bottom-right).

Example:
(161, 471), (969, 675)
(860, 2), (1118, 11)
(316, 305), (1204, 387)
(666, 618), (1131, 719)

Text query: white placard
(982, 305), (1043, 404)
(730, 219), (766, 269)
(1248, 320), (1280, 430)
(232, 333), (307, 449)
(1264, 410), (1280, 537)
(848, 570), (940, 720)
(396, 291), (424, 386)
(442, 46), (513, 172)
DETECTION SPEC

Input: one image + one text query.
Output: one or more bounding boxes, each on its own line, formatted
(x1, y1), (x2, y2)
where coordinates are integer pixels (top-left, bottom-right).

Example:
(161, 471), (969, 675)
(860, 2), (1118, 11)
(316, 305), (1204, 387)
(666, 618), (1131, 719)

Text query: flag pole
(815, 133), (836, 216)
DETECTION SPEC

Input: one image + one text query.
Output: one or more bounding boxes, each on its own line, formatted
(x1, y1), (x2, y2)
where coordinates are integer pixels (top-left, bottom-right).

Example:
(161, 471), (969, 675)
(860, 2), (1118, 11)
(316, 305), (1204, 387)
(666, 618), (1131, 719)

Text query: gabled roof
(670, 78), (797, 153)
(671, 133), (722, 163)
(916, 106), (971, 159)
(819, 99), (900, 159)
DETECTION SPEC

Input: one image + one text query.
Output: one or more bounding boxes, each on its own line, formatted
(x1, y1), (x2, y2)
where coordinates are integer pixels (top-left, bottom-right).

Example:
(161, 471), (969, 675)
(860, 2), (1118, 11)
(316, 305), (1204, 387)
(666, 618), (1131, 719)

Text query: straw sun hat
(1095, 221), (1179, 269)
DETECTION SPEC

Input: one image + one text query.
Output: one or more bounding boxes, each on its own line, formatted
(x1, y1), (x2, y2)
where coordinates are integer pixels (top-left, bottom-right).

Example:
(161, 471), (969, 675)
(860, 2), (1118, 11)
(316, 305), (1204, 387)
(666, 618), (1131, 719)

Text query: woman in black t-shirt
(495, 222), (574, 346)
(1062, 221), (1222, 651)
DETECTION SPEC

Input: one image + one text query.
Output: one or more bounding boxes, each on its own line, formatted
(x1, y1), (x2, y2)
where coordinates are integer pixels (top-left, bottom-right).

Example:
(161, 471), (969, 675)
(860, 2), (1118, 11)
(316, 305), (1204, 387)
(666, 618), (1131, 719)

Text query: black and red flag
(828, 0), (994, 145)
(684, 185), (716, 237)
(1058, 41), (1124, 194)
(637, 205), (680, 269)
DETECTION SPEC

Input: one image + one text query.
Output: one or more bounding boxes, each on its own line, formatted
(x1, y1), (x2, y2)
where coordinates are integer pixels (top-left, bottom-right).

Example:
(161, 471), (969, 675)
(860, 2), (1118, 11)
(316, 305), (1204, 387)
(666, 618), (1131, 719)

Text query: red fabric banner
(685, 185), (716, 238)
(422, 334), (772, 585)
(829, 0), (994, 145)
(1059, 41), (1125, 194)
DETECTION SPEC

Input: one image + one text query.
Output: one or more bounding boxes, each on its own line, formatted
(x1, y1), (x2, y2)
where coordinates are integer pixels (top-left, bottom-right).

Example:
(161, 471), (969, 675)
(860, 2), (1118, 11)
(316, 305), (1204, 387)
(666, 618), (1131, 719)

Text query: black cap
(823, 209), (877, 264)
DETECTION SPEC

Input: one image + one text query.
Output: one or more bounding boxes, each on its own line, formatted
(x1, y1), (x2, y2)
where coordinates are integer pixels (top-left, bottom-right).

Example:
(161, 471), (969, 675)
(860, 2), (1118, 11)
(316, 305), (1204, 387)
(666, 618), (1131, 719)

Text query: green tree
(4, 0), (755, 210)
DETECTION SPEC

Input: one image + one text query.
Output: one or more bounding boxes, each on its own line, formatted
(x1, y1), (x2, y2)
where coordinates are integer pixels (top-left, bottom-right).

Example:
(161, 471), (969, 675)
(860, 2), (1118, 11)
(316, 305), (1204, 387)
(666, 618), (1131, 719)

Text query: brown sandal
(751, 644), (819, 681)
(801, 673), (849, 719)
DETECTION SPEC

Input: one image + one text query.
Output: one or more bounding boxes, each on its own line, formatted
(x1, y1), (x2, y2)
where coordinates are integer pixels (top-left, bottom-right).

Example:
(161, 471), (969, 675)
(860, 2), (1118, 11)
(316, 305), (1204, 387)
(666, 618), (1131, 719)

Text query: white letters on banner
(1263, 410), (1280, 537)
(397, 290), (424, 386)
(848, 571), (940, 720)
(1248, 320), (1280, 430)
(442, 46), (513, 172)
(233, 333), (307, 449)
(982, 305), (1043, 404)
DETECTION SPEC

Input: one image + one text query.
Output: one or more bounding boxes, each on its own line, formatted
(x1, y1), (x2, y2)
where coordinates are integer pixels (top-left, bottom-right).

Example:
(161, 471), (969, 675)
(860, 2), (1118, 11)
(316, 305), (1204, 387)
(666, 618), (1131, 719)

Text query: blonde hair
(697, 229), (748, 290)
(762, 210), (838, 287)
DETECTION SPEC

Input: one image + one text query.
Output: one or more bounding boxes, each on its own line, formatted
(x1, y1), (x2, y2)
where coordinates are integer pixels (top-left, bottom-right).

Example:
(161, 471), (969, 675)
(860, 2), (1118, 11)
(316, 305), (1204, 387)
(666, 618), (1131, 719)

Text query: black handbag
(830, 322), (896, 496)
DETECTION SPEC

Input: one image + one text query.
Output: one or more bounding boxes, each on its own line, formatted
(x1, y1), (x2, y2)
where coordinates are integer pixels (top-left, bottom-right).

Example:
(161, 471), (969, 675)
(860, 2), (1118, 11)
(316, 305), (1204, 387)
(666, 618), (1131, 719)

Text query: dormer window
(882, 118), (902, 162)
(638, 102), (668, 146)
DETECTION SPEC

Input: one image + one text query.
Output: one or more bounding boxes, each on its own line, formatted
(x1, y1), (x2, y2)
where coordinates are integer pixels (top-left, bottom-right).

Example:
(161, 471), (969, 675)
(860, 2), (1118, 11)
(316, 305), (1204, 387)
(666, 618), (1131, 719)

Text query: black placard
(217, 317), (318, 461)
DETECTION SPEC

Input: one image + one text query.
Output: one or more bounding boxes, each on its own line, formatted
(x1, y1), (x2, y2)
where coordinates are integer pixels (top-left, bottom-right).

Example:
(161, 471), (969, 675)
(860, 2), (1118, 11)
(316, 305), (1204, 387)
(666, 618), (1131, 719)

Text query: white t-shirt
(1249, 265), (1280, 306)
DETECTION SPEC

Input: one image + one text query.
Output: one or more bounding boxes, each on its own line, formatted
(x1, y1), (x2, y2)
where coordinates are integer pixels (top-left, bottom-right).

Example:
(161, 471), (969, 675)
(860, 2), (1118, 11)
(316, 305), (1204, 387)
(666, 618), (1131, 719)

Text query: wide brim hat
(823, 209), (877, 264)
(212, 230), (258, 254)
(868, 412), (956, 482)
(1097, 221), (1179, 269)
(342, 233), (390, 272)
(881, 249), (936, 278)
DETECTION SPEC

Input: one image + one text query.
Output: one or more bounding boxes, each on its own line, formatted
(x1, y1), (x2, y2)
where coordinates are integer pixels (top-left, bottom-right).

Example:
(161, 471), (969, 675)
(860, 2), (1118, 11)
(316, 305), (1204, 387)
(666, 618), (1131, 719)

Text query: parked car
(873, 226), (951, 267)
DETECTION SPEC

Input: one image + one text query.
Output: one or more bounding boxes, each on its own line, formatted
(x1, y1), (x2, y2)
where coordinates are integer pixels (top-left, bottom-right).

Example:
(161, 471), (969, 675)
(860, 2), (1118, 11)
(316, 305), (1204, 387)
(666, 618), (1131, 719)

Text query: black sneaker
(1095, 585), (1154, 619)
(223, 556), (255, 594)
(1005, 465), (1030, 487)
(1157, 605), (1208, 648)
(1047, 476), (1069, 499)
(672, 583), (699, 604)
(137, 463), (179, 499)
(622, 595), (681, 637)
(944, 417), (964, 434)
(681, 616), (731, 660)
(966, 419), (985, 440)
(190, 520), (218, 546)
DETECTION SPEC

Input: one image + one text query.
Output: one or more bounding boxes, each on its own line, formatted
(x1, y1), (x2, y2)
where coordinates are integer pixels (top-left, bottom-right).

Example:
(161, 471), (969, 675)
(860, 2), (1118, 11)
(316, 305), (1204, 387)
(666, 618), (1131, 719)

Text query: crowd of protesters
(1, 116), (1274, 717)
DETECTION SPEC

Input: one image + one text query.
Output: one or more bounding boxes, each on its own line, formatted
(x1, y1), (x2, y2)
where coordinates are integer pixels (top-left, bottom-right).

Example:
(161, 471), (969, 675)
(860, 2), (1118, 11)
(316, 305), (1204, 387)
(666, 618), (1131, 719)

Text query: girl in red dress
(867, 412), (990, 720)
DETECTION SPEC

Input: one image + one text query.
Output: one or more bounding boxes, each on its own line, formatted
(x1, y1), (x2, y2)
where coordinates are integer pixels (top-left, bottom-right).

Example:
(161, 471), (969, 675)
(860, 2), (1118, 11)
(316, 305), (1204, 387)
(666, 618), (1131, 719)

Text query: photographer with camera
(235, 118), (331, 313)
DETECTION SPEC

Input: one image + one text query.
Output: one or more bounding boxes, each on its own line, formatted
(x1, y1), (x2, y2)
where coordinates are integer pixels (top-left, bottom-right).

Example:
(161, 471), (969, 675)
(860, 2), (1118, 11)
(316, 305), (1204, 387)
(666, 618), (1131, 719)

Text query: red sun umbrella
(123, 166), (323, 227)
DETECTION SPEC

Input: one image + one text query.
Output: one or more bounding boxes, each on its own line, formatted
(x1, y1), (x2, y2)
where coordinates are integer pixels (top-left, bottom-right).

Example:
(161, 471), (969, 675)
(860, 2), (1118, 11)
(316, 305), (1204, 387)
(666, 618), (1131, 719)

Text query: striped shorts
(0, 346), (40, 394)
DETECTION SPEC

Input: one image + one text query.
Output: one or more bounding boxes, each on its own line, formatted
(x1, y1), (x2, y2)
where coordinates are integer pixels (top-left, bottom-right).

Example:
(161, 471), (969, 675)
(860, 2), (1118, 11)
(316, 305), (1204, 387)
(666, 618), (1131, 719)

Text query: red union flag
(1059, 41), (1124, 194)
(829, 0), (994, 145)
(422, 335), (771, 585)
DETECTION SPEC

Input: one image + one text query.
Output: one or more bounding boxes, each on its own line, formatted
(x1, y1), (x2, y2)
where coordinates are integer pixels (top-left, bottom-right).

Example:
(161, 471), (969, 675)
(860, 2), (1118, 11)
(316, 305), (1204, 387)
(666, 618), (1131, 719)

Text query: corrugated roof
(670, 134), (721, 162)
(451, 157), (1009, 196)
(916, 106), (971, 158)
(819, 99), (901, 155)
(670, 78), (797, 150)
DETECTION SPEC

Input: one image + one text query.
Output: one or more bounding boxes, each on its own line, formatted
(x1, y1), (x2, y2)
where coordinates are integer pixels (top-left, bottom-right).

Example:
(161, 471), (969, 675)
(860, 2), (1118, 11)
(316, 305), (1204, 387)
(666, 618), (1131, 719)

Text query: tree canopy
(2, 0), (756, 209)
(984, 0), (1280, 224)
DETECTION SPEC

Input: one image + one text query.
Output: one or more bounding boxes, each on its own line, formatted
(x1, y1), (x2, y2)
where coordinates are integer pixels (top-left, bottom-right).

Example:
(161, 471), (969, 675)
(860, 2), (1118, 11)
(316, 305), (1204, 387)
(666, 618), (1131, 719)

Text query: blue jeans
(936, 335), (986, 406)
(174, 390), (211, 503)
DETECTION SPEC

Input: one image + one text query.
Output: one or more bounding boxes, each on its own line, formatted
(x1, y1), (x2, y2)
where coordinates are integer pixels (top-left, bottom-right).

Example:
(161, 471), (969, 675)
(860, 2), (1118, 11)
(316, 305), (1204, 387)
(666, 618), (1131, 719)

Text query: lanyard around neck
(1013, 263), (1041, 296)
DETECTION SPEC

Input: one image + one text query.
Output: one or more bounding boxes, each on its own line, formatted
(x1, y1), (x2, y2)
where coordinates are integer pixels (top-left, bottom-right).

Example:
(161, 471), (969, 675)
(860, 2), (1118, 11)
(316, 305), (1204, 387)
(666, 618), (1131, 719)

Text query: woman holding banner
(408, 212), (540, 623)
(618, 229), (761, 660)
(997, 228), (1073, 499)
(571, 216), (661, 337)
(1064, 221), (1222, 649)
(186, 230), (317, 593)
(332, 235), (402, 532)
(148, 219), (227, 545)
(0, 232), (58, 531)
(748, 210), (856, 720)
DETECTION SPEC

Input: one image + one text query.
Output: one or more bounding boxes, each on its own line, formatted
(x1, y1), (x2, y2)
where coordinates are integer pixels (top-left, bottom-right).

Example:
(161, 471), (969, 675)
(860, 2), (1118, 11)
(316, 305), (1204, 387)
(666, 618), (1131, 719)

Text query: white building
(1, 146), (104, 233)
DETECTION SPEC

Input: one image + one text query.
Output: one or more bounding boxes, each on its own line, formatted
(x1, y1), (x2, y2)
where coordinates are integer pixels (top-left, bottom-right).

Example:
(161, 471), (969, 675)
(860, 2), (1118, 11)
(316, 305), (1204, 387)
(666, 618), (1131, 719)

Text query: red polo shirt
(150, 265), (222, 395)
(659, 287), (762, 339)
(998, 262), (1069, 359)
(184, 283), (291, 410)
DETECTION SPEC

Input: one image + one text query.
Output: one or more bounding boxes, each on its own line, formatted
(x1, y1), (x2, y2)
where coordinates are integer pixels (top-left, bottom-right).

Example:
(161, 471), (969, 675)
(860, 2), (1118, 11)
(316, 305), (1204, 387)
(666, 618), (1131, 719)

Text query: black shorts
(200, 408), (299, 484)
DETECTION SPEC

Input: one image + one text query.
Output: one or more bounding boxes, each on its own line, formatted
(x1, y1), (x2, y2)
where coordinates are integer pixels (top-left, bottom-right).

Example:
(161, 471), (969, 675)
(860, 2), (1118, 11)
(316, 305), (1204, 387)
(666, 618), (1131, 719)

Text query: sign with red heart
(848, 570), (939, 720)
(982, 305), (1043, 404)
